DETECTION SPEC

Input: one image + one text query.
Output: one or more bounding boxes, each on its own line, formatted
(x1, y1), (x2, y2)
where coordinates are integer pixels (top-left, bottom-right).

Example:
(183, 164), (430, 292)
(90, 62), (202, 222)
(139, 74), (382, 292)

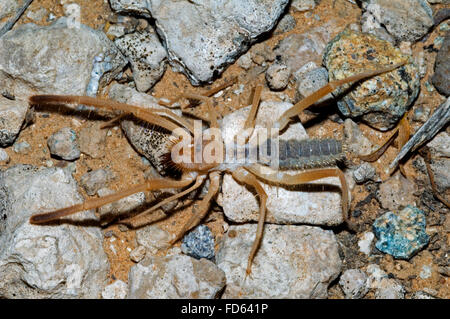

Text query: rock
(358, 231), (375, 256)
(101, 280), (128, 299)
(0, 97), (30, 146)
(353, 162), (377, 184)
(291, 0), (318, 12)
(366, 264), (405, 299)
(361, 11), (395, 44)
(0, 165), (108, 298)
(412, 291), (436, 299)
(47, 127), (81, 161)
(237, 53), (253, 70)
(427, 132), (450, 158)
(111, 0), (289, 85)
(181, 225), (215, 261)
(373, 205), (430, 259)
(296, 66), (330, 102)
(217, 224), (342, 298)
(378, 172), (417, 211)
(78, 122), (107, 159)
(136, 225), (172, 255)
(12, 140), (31, 154)
(323, 29), (420, 130)
(127, 254), (226, 298)
(97, 187), (146, 221)
(273, 14), (296, 35)
(217, 101), (345, 226)
(0, 0), (31, 33)
(429, 159), (450, 193)
(343, 119), (375, 156)
(129, 245), (146, 263)
(0, 18), (126, 97)
(108, 83), (176, 175)
(0, 149), (9, 164)
(339, 269), (369, 299)
(80, 169), (114, 196)
(265, 63), (291, 90)
(431, 35), (449, 96)
(275, 21), (337, 75)
(362, 0), (433, 43)
(114, 30), (167, 92)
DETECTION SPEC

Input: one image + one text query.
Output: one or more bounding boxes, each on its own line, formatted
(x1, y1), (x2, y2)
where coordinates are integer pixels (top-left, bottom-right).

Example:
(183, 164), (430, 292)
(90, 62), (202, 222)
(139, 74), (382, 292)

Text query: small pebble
(353, 162), (376, 184)
(47, 127), (80, 161)
(80, 169), (113, 196)
(265, 63), (291, 90)
(339, 269), (369, 299)
(181, 225), (215, 261)
(0, 149), (10, 163)
(129, 245), (146, 263)
(13, 141), (31, 154)
(358, 231), (375, 256)
(101, 280), (128, 299)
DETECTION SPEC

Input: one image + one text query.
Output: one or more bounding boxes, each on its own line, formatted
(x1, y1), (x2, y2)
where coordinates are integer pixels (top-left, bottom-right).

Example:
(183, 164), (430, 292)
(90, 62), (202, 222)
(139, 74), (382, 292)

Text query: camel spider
(28, 62), (405, 275)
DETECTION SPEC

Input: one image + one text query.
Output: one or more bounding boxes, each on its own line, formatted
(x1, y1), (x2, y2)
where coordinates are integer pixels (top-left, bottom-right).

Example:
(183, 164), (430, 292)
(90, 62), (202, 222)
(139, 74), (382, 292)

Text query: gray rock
(273, 14), (296, 35)
(0, 0), (33, 36)
(181, 225), (215, 261)
(427, 132), (450, 158)
(108, 83), (177, 175)
(101, 280), (128, 299)
(362, 0), (433, 43)
(296, 67), (330, 103)
(12, 140), (31, 154)
(217, 224), (342, 298)
(265, 63), (291, 90)
(339, 269), (369, 299)
(0, 18), (126, 98)
(366, 264), (405, 299)
(0, 165), (108, 298)
(0, 97), (30, 146)
(353, 162), (377, 184)
(291, 0), (318, 12)
(0, 149), (9, 164)
(361, 11), (396, 44)
(128, 254), (226, 298)
(129, 245), (146, 263)
(431, 35), (449, 96)
(110, 0), (289, 85)
(217, 101), (346, 226)
(429, 159), (450, 193)
(47, 127), (80, 161)
(114, 30), (167, 92)
(324, 29), (420, 130)
(136, 224), (172, 255)
(343, 119), (375, 157)
(237, 53), (253, 70)
(80, 169), (114, 196)
(78, 122), (107, 159)
(412, 291), (436, 299)
(378, 172), (417, 211)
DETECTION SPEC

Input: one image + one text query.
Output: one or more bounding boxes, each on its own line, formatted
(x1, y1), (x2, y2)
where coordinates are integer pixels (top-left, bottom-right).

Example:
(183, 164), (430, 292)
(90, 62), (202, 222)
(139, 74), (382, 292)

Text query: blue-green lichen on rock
(323, 29), (420, 131)
(373, 205), (429, 259)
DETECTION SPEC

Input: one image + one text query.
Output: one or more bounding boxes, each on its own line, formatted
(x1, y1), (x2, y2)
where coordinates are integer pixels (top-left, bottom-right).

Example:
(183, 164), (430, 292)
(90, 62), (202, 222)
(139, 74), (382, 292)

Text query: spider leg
(170, 171), (221, 244)
(246, 164), (349, 222)
(273, 62), (407, 132)
(29, 173), (197, 224)
(119, 174), (207, 228)
(237, 85), (263, 145)
(231, 167), (268, 277)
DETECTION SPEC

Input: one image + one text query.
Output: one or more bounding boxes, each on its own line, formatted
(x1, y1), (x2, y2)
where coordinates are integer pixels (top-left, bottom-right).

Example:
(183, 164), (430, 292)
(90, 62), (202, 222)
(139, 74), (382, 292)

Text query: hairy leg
(231, 167), (268, 276)
(170, 172), (221, 244)
(119, 175), (207, 228)
(29, 173), (197, 224)
(246, 165), (349, 222)
(273, 62), (407, 132)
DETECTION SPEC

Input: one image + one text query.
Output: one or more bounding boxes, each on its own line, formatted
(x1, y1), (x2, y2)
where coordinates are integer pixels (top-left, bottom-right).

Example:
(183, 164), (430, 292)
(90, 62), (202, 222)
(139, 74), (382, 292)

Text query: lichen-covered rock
(323, 29), (420, 130)
(181, 225), (215, 261)
(0, 165), (108, 298)
(373, 206), (430, 259)
(0, 97), (30, 146)
(47, 127), (80, 161)
(216, 224), (342, 298)
(0, 18), (126, 97)
(362, 0), (433, 43)
(127, 254), (226, 298)
(217, 101), (345, 226)
(110, 0), (289, 85)
(431, 35), (449, 97)
(114, 29), (167, 92)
